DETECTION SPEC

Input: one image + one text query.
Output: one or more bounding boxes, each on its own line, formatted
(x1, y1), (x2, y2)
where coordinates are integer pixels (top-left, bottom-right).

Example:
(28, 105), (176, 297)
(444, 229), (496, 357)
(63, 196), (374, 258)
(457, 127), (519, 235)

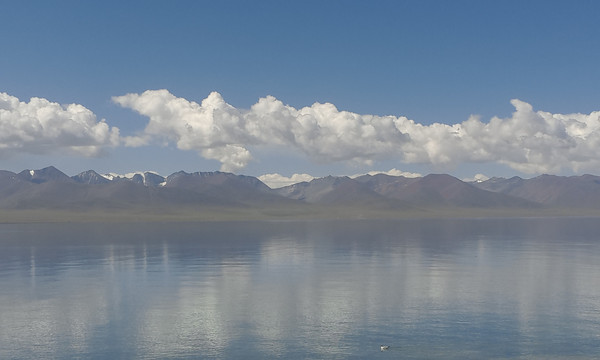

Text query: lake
(1, 218), (599, 359)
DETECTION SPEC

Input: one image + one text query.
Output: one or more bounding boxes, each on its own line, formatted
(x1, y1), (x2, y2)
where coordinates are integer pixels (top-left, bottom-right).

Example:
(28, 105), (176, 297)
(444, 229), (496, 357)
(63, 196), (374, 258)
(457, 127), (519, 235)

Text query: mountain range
(1, 166), (599, 221)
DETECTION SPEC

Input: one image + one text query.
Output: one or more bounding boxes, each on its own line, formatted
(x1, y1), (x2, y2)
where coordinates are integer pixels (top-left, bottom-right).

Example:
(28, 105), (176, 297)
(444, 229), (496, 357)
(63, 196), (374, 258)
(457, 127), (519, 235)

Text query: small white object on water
(380, 345), (390, 351)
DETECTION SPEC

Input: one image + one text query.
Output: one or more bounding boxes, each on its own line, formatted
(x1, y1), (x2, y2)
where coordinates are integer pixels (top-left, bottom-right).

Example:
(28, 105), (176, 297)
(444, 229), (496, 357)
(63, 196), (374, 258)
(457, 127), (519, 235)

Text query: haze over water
(1, 218), (599, 359)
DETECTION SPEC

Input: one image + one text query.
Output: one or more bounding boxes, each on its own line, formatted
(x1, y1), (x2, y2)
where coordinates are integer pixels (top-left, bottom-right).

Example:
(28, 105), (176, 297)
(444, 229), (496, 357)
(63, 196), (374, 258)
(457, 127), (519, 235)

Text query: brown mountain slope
(473, 174), (600, 208)
(375, 174), (538, 208)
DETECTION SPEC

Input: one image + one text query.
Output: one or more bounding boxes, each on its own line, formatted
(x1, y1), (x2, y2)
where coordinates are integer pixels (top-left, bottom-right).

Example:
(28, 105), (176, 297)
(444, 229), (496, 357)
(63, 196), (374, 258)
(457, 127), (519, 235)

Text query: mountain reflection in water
(1, 218), (599, 359)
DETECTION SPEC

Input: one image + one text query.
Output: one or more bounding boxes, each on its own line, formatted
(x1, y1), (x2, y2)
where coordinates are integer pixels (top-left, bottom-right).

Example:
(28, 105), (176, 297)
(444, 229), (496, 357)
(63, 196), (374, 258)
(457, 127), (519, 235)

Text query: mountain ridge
(471, 173), (600, 208)
(1, 166), (599, 221)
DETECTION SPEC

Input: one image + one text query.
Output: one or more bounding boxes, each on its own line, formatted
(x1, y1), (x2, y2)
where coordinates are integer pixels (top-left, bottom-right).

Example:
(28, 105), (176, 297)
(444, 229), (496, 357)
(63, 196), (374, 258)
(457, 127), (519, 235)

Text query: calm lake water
(1, 218), (599, 359)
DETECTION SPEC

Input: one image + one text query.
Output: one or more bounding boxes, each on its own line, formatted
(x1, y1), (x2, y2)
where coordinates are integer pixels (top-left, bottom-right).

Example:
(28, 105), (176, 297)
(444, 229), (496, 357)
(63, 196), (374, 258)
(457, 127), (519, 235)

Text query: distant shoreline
(2, 206), (599, 224)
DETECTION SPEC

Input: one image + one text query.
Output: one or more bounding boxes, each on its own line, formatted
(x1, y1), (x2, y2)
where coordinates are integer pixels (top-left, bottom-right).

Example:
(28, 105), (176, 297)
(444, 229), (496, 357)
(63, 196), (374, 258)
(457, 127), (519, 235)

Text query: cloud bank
(114, 90), (600, 174)
(462, 173), (490, 183)
(0, 92), (119, 157)
(258, 173), (316, 189)
(258, 169), (423, 189)
(350, 168), (423, 179)
(113, 90), (410, 172)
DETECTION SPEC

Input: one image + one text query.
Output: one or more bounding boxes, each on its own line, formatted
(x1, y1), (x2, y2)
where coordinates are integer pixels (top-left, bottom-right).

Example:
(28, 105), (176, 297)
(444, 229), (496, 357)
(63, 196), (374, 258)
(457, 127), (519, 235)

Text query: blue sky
(1, 1), (599, 185)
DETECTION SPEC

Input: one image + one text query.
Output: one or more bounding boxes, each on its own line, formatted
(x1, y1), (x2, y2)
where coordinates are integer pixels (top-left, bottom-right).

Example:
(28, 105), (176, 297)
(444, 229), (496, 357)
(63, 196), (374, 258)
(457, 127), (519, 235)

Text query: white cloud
(114, 89), (600, 175)
(258, 173), (315, 188)
(113, 90), (253, 171)
(0, 92), (119, 157)
(350, 168), (422, 178)
(261, 169), (421, 188)
(462, 173), (490, 183)
(113, 90), (410, 172)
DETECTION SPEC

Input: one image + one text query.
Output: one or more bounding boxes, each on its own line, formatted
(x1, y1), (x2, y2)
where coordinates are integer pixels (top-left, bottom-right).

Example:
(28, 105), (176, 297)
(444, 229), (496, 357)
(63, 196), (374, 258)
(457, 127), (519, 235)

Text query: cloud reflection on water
(1, 219), (599, 358)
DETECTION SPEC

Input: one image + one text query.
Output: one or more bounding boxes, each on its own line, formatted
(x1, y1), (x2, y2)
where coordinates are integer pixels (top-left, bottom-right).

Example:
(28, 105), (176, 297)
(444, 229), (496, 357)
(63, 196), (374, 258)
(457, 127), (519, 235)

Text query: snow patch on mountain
(102, 171), (165, 186)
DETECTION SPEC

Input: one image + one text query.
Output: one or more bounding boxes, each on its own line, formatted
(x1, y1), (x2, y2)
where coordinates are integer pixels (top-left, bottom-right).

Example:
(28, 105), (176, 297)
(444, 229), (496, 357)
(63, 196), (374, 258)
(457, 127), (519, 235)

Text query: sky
(1, 0), (599, 187)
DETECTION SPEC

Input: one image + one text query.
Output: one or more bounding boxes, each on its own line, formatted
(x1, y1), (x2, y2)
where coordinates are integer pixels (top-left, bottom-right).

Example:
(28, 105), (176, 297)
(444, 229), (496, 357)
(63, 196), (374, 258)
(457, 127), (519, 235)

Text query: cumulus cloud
(0, 92), (119, 157)
(113, 90), (253, 171)
(113, 90), (410, 172)
(114, 89), (600, 174)
(258, 173), (316, 188)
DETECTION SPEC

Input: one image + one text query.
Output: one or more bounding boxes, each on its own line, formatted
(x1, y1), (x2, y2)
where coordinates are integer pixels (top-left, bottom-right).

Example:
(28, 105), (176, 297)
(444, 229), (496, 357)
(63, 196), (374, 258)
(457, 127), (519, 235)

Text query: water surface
(1, 218), (599, 359)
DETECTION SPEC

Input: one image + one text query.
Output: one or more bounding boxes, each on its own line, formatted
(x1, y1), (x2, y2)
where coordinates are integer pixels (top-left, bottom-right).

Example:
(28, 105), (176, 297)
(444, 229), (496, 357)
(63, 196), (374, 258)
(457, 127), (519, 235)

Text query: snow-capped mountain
(102, 171), (166, 186)
(1, 166), (600, 220)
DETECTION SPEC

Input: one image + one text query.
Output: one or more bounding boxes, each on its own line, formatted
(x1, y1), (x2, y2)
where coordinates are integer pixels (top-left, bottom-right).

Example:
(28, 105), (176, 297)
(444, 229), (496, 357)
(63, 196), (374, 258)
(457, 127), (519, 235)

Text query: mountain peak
(72, 170), (111, 185)
(18, 166), (72, 184)
(101, 171), (166, 186)
(3, 166), (600, 217)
